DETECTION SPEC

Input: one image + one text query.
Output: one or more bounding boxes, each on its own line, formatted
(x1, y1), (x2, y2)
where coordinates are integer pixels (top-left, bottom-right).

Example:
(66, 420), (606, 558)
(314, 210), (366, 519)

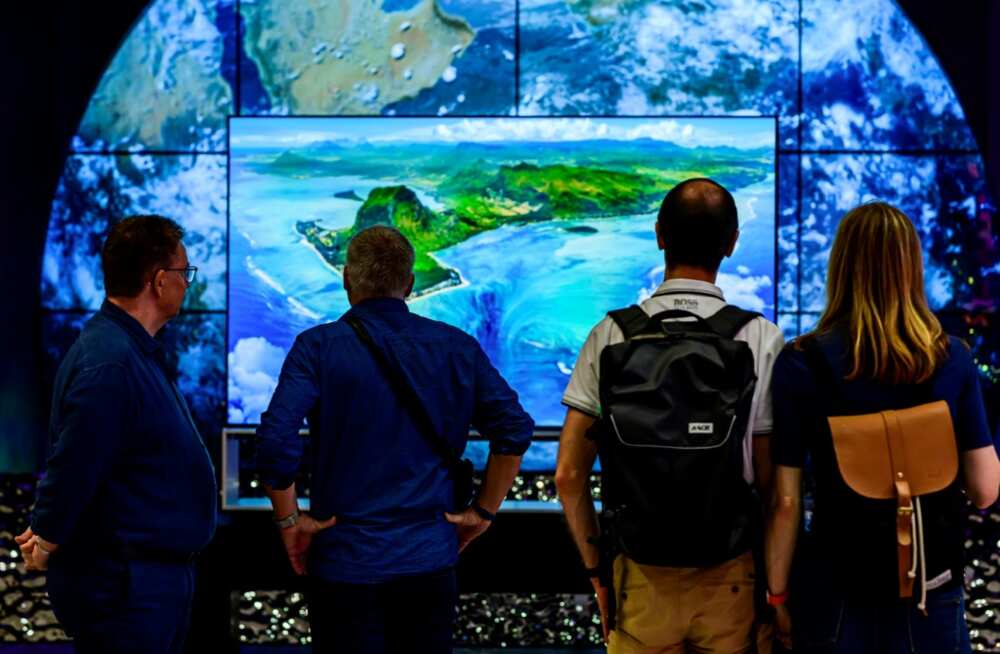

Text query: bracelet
(766, 589), (789, 607)
(471, 503), (496, 522)
(584, 566), (600, 579)
(274, 509), (300, 529)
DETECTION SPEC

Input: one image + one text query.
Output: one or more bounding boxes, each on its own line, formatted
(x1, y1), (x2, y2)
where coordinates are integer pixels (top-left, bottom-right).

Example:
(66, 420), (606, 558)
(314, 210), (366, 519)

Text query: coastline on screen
(227, 116), (777, 427)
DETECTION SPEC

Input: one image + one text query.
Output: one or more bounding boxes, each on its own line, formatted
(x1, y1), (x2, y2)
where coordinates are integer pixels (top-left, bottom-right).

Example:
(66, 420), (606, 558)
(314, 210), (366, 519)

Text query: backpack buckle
(897, 505), (913, 516)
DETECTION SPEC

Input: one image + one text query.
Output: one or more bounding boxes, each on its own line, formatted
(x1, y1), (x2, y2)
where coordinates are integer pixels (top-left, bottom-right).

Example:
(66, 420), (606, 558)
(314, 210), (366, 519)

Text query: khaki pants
(609, 551), (773, 654)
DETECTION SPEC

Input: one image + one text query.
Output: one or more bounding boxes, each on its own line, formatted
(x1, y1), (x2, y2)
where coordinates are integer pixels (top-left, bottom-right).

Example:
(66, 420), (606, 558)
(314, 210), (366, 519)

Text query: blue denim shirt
(32, 301), (217, 556)
(256, 297), (534, 583)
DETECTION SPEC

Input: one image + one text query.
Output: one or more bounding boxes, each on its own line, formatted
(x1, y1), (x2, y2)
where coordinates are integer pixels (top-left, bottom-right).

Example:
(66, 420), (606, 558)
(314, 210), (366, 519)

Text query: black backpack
(592, 305), (761, 568)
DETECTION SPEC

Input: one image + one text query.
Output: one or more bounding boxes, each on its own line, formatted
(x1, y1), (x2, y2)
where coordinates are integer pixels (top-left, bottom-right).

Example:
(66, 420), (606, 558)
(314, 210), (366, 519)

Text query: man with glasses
(16, 215), (216, 654)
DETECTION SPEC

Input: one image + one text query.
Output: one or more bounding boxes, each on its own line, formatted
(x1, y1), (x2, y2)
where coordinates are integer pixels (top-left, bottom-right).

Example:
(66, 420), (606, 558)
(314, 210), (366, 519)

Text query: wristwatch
(274, 509), (300, 529)
(766, 588), (788, 607)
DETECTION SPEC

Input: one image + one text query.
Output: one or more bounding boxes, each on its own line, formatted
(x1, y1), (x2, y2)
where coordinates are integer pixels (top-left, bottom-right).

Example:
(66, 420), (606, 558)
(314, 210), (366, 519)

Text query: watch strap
(472, 503), (495, 522)
(274, 510), (300, 529)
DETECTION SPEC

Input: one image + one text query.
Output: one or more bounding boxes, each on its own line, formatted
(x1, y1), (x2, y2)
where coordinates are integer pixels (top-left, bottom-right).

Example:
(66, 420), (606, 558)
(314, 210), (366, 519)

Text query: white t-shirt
(562, 278), (785, 483)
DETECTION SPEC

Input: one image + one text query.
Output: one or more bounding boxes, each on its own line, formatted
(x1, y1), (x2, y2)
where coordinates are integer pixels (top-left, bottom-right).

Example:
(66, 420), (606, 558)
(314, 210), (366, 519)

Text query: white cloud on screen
(419, 118), (773, 148)
(227, 337), (286, 424)
(231, 130), (348, 147)
(716, 272), (773, 313)
(232, 118), (775, 150)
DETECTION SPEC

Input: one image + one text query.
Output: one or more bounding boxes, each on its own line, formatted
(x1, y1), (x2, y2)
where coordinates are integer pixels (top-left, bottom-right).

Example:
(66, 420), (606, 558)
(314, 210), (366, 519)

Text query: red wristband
(766, 589), (788, 606)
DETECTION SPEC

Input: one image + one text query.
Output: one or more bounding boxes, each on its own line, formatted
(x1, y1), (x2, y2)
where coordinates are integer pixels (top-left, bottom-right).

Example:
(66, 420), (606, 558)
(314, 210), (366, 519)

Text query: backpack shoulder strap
(704, 305), (762, 339)
(608, 305), (650, 340)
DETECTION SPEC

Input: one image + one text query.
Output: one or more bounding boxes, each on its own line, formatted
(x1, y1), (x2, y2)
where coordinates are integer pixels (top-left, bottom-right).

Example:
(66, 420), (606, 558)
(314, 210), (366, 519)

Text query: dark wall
(0, 3), (147, 470)
(897, 0), (999, 202)
(1, 2), (998, 470)
(993, 3), (1000, 201)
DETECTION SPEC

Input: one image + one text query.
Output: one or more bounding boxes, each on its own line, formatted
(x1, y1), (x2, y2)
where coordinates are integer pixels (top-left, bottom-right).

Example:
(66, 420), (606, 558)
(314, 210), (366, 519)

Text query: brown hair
(803, 202), (948, 383)
(101, 214), (184, 298)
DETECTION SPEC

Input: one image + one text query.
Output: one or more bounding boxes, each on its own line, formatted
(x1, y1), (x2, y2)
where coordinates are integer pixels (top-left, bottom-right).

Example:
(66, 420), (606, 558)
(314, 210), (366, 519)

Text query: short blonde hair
(804, 202), (949, 383)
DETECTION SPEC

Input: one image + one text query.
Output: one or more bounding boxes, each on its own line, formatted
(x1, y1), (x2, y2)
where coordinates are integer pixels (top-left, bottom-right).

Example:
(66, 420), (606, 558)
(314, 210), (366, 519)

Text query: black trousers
(307, 567), (457, 654)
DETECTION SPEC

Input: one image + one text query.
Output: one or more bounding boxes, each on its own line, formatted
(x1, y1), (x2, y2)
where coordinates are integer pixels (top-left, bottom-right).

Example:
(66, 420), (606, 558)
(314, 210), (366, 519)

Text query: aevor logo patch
(673, 298), (699, 310)
(688, 422), (714, 434)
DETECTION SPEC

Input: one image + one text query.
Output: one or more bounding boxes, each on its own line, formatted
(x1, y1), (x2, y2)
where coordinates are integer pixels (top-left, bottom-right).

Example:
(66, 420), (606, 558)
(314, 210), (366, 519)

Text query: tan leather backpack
(827, 400), (958, 610)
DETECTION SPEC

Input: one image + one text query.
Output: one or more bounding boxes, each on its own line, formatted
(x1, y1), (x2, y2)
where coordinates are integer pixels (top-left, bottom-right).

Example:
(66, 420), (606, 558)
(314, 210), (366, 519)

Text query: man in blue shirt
(256, 225), (534, 653)
(16, 215), (216, 654)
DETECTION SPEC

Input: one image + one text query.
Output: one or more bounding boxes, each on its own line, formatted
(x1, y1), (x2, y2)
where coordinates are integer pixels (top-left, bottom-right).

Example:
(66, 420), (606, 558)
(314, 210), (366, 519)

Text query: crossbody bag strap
(345, 316), (462, 470)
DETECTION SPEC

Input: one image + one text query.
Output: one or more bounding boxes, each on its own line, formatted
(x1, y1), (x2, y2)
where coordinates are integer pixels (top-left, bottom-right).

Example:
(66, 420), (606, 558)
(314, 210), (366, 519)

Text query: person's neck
(107, 296), (167, 337)
(348, 293), (406, 307)
(664, 265), (718, 284)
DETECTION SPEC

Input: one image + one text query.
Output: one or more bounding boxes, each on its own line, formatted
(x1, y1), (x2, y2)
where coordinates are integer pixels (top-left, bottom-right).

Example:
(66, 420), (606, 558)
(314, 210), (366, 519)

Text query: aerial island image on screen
(228, 117), (776, 426)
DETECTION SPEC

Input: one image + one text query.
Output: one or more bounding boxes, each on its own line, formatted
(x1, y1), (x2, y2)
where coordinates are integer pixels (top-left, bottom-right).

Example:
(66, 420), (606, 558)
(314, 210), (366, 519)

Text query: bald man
(555, 179), (784, 653)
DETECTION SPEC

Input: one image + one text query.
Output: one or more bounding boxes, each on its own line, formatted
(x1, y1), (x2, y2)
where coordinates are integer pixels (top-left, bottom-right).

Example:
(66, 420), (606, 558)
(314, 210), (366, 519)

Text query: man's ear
(404, 274), (415, 299)
(655, 221), (665, 251)
(150, 269), (165, 298)
(343, 268), (352, 293)
(724, 229), (740, 258)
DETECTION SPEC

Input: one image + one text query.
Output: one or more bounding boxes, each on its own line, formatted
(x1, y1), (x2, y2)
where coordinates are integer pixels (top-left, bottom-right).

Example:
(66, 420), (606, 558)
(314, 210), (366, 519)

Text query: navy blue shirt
(772, 333), (996, 468)
(256, 298), (534, 583)
(32, 301), (217, 557)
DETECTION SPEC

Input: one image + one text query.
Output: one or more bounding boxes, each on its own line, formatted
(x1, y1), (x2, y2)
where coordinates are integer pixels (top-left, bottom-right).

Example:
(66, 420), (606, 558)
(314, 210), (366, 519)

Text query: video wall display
(31, 0), (999, 471)
(518, 0), (800, 146)
(42, 155), (227, 311)
(74, 0), (237, 152)
(227, 116), (776, 425)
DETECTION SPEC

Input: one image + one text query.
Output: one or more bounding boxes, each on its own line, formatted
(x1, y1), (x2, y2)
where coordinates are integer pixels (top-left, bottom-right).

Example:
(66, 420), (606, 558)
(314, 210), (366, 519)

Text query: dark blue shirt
(772, 333), (996, 468)
(31, 301), (217, 557)
(256, 298), (534, 583)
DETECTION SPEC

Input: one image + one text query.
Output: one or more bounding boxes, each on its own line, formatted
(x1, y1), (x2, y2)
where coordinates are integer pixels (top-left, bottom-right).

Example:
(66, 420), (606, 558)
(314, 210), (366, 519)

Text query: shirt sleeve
(751, 320), (785, 434)
(31, 363), (135, 544)
(770, 344), (816, 468)
(561, 319), (614, 417)
(951, 341), (994, 453)
(255, 334), (321, 490)
(471, 345), (534, 456)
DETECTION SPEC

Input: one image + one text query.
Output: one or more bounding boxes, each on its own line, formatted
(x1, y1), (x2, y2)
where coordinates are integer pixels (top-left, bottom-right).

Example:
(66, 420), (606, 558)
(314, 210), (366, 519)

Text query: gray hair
(345, 226), (415, 298)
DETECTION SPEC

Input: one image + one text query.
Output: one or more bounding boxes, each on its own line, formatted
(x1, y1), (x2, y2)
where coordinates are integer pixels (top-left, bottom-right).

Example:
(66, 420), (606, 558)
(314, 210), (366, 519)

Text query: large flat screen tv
(227, 116), (776, 427)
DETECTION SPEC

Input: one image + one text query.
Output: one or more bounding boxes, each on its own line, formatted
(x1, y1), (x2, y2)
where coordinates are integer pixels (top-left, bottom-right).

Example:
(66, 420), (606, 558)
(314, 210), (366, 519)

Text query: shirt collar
(650, 278), (726, 301)
(99, 299), (162, 354)
(348, 297), (410, 315)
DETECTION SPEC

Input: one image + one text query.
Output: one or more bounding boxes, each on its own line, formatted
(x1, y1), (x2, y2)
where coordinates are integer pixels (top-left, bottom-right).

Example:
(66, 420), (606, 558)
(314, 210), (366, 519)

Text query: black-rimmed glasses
(162, 266), (198, 285)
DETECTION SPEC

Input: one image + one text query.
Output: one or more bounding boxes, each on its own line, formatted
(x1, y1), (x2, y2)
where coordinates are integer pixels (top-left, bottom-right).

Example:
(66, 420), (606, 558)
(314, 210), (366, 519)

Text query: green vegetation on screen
(254, 140), (771, 295)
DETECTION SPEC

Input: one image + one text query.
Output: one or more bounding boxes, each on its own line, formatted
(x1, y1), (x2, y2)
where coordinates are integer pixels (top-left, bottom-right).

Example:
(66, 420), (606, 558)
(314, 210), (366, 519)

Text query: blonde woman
(764, 202), (1000, 653)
